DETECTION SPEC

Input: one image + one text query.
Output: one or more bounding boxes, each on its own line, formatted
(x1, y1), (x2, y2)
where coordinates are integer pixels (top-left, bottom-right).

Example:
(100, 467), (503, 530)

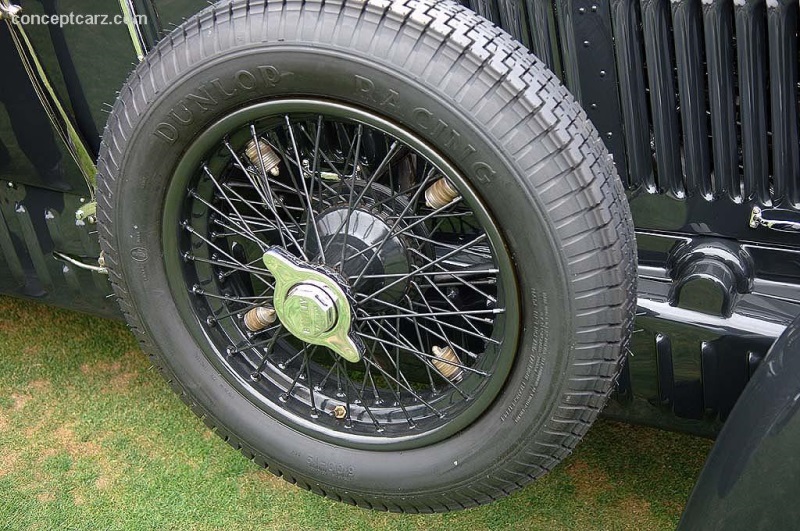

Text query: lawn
(0, 295), (712, 530)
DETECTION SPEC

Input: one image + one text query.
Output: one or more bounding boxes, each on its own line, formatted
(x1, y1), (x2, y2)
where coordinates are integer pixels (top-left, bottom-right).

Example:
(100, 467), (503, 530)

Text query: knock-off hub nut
(262, 247), (365, 363)
(282, 283), (338, 338)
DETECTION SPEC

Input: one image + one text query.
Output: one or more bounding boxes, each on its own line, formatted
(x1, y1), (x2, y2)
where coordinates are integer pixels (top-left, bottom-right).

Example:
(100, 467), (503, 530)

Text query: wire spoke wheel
(97, 0), (635, 511)
(166, 100), (518, 448)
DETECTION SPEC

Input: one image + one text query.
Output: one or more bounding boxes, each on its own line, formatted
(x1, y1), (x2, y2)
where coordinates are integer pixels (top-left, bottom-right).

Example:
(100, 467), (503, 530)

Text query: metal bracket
(75, 201), (97, 223)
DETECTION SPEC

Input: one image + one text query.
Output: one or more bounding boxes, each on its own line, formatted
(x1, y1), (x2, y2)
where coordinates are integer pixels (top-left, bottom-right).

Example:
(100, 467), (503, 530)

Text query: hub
(282, 282), (338, 339)
(262, 247), (364, 363)
(307, 186), (418, 306)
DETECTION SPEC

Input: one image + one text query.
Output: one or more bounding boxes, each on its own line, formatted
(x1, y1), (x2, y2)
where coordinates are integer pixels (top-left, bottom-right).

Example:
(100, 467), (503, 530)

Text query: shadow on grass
(0, 296), (712, 530)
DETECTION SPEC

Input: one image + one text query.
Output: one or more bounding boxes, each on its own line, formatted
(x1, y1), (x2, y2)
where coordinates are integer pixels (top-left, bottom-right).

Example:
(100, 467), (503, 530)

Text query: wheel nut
(243, 306), (277, 332)
(425, 177), (460, 209)
(333, 405), (347, 419)
(431, 345), (464, 383)
(245, 138), (281, 176)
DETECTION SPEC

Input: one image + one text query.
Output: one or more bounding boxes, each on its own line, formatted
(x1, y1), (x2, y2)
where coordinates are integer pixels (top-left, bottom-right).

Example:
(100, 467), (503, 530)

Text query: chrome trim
(0, 2), (21, 20)
(263, 247), (365, 363)
(53, 251), (108, 275)
(637, 297), (787, 338)
(749, 206), (800, 233)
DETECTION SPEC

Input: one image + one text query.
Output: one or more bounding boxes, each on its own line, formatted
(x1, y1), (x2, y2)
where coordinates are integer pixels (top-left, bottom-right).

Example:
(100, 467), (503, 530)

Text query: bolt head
(333, 405), (347, 419)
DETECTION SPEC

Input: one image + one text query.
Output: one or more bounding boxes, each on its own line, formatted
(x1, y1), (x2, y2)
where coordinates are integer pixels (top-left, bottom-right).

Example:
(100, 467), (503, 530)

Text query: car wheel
(96, 0), (636, 512)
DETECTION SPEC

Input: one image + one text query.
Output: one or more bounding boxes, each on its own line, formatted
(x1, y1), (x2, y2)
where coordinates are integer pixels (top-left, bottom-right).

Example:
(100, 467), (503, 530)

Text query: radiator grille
(608, 0), (799, 205)
(461, 0), (800, 208)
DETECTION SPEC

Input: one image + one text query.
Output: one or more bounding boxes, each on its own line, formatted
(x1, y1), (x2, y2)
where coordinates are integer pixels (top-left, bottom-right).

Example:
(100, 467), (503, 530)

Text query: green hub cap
(263, 247), (364, 363)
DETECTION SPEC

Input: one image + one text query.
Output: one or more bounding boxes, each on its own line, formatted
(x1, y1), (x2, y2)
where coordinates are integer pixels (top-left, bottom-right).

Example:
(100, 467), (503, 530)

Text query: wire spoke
(357, 294), (499, 344)
(202, 165), (264, 247)
(178, 110), (510, 438)
(184, 253), (274, 280)
(184, 224), (274, 287)
(359, 317), (472, 398)
(250, 326), (287, 377)
(358, 233), (487, 304)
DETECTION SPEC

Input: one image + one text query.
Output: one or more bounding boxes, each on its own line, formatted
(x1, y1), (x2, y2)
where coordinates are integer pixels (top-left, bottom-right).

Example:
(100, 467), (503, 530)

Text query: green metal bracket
(75, 201), (97, 223)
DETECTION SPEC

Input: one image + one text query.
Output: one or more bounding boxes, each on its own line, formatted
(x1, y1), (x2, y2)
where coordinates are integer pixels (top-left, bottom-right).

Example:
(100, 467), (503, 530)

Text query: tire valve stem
(431, 345), (464, 383)
(425, 177), (460, 209)
(333, 405), (347, 419)
(243, 306), (277, 332)
(245, 138), (281, 176)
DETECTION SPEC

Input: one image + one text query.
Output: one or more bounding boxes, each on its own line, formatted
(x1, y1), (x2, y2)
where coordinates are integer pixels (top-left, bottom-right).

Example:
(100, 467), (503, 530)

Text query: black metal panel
(672, 0), (712, 198)
(767, 0), (800, 207)
(640, 0), (684, 197)
(703, 0), (740, 200)
(22, 0), (139, 154)
(0, 203), (24, 285)
(16, 201), (54, 291)
(700, 337), (752, 420)
(602, 0), (800, 246)
(550, 0), (629, 180)
(654, 331), (705, 419)
(555, 0), (581, 97)
(655, 332), (674, 403)
(0, 27), (89, 195)
(735, 0), (770, 204)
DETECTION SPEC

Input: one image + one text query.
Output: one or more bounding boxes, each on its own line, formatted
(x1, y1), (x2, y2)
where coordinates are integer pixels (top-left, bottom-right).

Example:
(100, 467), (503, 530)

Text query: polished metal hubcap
(263, 247), (364, 363)
(282, 282), (338, 337)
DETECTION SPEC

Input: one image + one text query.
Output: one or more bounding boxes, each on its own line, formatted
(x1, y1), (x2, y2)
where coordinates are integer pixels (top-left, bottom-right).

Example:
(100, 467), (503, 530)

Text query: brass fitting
(431, 345), (464, 383)
(425, 177), (460, 209)
(332, 405), (347, 419)
(245, 138), (281, 176)
(243, 306), (277, 332)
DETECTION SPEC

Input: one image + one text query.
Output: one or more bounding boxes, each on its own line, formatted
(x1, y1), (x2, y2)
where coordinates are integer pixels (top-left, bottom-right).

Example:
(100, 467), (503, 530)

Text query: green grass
(0, 296), (712, 530)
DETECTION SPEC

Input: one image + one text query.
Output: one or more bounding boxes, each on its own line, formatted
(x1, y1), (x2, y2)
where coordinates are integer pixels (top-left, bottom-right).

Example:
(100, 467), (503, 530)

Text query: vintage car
(0, 0), (797, 515)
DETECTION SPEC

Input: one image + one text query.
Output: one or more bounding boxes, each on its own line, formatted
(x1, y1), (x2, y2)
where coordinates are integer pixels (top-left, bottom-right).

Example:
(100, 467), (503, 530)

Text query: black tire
(97, 0), (636, 512)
